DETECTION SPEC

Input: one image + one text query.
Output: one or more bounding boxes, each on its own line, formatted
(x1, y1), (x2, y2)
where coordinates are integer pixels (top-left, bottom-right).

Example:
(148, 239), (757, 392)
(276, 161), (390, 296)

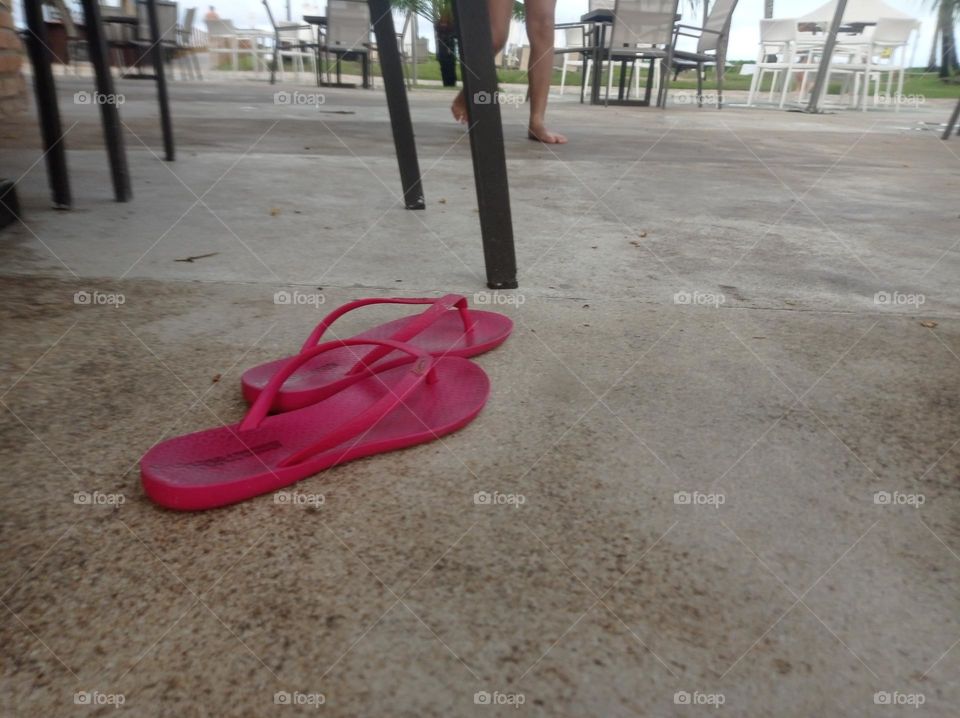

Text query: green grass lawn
(224, 55), (960, 99)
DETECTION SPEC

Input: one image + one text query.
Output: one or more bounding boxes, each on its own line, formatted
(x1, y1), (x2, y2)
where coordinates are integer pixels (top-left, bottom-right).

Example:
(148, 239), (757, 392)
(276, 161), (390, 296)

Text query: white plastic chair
(747, 18), (810, 108)
(557, 26), (595, 96)
(274, 21), (316, 81)
(833, 18), (920, 111)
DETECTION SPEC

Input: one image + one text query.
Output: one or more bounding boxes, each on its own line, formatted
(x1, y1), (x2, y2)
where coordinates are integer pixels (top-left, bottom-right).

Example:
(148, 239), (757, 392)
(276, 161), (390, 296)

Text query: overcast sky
(217, 0), (939, 62)
(24, 0), (943, 65)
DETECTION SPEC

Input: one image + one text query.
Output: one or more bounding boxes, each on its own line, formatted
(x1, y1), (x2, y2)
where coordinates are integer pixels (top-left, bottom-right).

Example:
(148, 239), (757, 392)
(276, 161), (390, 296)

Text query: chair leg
(559, 60), (567, 95)
(605, 56), (613, 106)
(450, 0), (518, 289)
(778, 54), (794, 109)
(367, 0), (424, 210)
(717, 64), (724, 109)
(747, 68), (759, 106)
(78, 0), (132, 201)
(942, 97), (960, 140)
(658, 48), (673, 108)
(23, 0), (71, 207)
(145, 0), (174, 161)
(580, 57), (590, 104)
(862, 64), (871, 111)
(696, 62), (703, 106)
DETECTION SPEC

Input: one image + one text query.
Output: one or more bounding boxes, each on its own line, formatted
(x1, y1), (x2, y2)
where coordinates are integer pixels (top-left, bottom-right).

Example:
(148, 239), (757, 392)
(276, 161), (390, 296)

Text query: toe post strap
(240, 338), (436, 434)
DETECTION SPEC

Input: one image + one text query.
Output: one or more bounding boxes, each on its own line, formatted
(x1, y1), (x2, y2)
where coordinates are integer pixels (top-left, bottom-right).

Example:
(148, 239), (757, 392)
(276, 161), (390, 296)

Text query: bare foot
(528, 124), (568, 144)
(451, 90), (468, 124)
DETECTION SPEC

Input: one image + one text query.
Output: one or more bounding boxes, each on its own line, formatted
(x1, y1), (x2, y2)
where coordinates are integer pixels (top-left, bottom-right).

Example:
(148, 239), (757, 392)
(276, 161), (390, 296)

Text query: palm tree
(928, 0), (959, 78)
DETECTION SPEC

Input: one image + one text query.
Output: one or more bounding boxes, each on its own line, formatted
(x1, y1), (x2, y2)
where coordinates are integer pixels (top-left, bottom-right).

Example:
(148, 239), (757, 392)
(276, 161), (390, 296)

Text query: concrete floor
(1, 76), (959, 717)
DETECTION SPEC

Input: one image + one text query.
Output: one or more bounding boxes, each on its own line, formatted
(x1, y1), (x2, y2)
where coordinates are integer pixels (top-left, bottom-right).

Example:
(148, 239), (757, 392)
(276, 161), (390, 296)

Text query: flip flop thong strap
(240, 338), (434, 434)
(276, 358), (435, 468)
(298, 294), (474, 357)
(344, 294), (474, 376)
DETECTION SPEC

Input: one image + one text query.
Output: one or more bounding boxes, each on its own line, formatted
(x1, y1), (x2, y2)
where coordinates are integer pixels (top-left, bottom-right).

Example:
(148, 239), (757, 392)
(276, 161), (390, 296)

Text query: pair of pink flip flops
(140, 295), (513, 511)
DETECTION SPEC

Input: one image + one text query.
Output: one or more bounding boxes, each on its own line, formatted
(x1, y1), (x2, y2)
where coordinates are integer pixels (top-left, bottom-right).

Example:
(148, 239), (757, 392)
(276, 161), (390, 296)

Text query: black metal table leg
(450, 0), (517, 289)
(591, 25), (602, 104)
(79, 0), (132, 201)
(23, 0), (71, 208)
(579, 49), (587, 104)
(644, 58), (655, 104)
(943, 97), (960, 140)
(146, 0), (175, 161)
(367, 0), (424, 210)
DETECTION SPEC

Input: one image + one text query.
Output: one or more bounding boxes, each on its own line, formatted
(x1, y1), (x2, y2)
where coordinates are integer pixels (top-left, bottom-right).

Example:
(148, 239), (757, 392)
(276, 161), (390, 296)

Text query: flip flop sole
(241, 309), (511, 412)
(142, 357), (489, 511)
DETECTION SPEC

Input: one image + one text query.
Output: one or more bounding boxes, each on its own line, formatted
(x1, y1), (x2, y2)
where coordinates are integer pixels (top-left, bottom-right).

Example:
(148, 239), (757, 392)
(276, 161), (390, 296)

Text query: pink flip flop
(242, 294), (511, 412)
(142, 338), (489, 511)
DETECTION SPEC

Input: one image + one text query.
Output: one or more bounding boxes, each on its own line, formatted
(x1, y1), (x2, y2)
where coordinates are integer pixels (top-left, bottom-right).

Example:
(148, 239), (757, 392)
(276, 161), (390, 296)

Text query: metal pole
(78, 0), (133, 200)
(146, 0), (175, 160)
(803, 0), (848, 113)
(368, 0), (425, 209)
(23, 0), (71, 208)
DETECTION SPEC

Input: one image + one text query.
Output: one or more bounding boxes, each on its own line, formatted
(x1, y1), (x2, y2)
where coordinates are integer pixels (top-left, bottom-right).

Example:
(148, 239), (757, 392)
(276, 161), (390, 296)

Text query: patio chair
(263, 0), (315, 84)
(101, 4), (137, 74)
(47, 0), (88, 75)
(556, 25), (595, 97)
(746, 18), (803, 108)
(827, 18), (919, 111)
(135, 0), (178, 73)
(667, 0), (738, 108)
(205, 17), (239, 71)
(603, 0), (680, 107)
(206, 17), (268, 74)
(177, 7), (203, 80)
(321, 0), (372, 88)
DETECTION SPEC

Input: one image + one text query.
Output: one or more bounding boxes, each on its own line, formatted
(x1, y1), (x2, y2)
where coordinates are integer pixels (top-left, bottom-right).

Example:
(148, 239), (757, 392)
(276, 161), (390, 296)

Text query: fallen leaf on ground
(920, 320), (938, 328)
(211, 374), (221, 383)
(270, 207), (280, 216)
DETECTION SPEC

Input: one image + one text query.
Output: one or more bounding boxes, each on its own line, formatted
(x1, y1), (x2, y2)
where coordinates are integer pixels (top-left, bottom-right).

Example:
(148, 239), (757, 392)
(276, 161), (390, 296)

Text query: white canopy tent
(797, 0), (915, 23)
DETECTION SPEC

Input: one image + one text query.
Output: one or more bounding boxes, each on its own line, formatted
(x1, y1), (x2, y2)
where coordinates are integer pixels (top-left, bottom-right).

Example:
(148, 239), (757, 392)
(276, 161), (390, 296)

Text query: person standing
(450, 0), (565, 144)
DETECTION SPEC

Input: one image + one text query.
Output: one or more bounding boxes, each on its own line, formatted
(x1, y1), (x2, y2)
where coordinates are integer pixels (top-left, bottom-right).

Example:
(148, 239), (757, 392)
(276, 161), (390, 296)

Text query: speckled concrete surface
(1, 78), (959, 717)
